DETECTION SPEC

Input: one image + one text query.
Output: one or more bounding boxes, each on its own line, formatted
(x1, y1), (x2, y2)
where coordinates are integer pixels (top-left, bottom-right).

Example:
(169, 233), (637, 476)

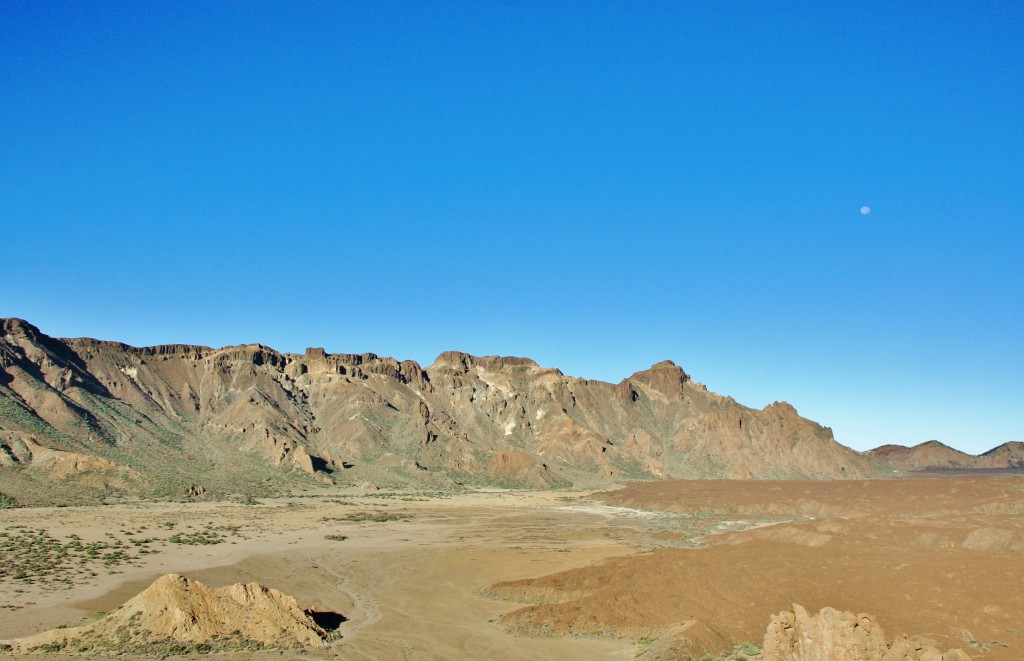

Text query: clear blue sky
(2, 1), (1021, 453)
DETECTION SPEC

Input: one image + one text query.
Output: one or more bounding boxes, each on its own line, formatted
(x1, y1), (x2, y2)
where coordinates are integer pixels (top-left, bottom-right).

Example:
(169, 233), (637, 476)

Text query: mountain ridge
(2, 318), (888, 504)
(869, 439), (1024, 471)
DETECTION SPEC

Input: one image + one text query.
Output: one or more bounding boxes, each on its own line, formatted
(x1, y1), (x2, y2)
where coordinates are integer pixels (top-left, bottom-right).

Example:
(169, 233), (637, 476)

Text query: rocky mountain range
(868, 439), (1024, 472)
(1, 318), (886, 504)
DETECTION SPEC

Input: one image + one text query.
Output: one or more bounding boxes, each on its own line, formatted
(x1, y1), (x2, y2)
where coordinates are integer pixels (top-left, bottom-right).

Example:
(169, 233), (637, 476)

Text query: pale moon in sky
(860, 206), (872, 215)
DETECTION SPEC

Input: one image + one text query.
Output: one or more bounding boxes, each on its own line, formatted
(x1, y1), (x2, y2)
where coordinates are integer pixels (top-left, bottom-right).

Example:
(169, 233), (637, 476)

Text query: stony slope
(869, 440), (1024, 471)
(0, 318), (884, 502)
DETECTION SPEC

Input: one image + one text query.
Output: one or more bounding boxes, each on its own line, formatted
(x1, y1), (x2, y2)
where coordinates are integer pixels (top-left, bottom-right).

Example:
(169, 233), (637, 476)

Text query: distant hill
(868, 440), (1024, 471)
(1, 318), (886, 504)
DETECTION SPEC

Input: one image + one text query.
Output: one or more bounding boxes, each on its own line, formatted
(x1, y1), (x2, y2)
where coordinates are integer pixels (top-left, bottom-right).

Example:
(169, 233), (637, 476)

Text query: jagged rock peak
(306, 351), (380, 365)
(628, 359), (689, 377)
(0, 319), (215, 358)
(430, 350), (473, 372)
(761, 603), (970, 661)
(279, 347), (427, 385)
(627, 360), (690, 396)
(430, 351), (540, 373)
(211, 344), (286, 367)
(1, 318), (42, 337)
(476, 355), (541, 369)
(68, 336), (213, 358)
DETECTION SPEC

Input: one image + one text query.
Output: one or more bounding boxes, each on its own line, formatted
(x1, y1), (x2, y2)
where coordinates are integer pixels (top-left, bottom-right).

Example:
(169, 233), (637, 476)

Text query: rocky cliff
(761, 604), (970, 661)
(0, 319), (885, 503)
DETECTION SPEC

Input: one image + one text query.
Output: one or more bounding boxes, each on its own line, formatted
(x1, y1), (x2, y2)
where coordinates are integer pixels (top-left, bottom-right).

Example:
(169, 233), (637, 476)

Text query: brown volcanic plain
(2, 319), (1023, 659)
(495, 477), (1024, 659)
(0, 477), (1021, 659)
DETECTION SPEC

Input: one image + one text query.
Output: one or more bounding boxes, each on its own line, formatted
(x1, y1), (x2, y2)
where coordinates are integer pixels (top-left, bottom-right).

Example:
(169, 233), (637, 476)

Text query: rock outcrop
(0, 574), (333, 653)
(761, 604), (970, 661)
(0, 318), (890, 502)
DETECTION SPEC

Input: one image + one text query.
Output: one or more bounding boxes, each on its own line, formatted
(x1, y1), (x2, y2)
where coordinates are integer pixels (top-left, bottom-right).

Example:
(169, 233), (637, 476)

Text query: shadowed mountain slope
(0, 319), (886, 503)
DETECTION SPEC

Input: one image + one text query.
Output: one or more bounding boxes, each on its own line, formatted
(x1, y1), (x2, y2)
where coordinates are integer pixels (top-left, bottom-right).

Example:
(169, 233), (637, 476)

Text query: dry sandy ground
(1, 476), (1022, 659)
(0, 489), (642, 660)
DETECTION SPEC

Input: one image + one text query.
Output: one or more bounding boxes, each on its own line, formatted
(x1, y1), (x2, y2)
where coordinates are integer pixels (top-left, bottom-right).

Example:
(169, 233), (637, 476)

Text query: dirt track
(1, 476), (1022, 659)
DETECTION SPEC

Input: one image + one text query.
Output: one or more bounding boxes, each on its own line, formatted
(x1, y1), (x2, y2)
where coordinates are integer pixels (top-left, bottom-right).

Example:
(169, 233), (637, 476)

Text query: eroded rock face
(0, 317), (890, 500)
(119, 574), (327, 647)
(761, 604), (970, 661)
(0, 574), (333, 653)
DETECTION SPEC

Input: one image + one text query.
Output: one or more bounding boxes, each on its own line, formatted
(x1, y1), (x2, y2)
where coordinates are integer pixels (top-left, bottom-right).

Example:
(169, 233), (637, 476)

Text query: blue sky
(2, 1), (1021, 453)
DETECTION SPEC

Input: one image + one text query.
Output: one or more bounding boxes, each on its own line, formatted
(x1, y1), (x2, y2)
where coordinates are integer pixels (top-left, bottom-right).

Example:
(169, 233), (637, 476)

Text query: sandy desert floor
(1, 475), (1022, 660)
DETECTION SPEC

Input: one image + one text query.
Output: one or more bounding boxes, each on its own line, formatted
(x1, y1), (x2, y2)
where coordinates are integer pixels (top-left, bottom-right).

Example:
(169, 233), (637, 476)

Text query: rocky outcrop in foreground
(0, 574), (334, 654)
(761, 604), (970, 661)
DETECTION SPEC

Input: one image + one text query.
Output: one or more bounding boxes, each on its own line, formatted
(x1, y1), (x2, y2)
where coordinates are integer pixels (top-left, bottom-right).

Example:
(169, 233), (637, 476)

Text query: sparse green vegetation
(98, 634), (268, 656)
(325, 511), (412, 523)
(0, 520), (247, 592)
(324, 534), (348, 541)
(167, 524), (241, 546)
(969, 639), (1011, 652)
(54, 613), (274, 656)
(0, 395), (75, 450)
(362, 491), (453, 501)
(0, 527), (141, 586)
(680, 642), (763, 661)
(730, 641), (761, 659)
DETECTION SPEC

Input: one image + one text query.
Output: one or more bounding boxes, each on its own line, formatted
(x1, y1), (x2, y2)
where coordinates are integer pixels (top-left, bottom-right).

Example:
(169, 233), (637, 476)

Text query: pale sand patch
(557, 504), (662, 519)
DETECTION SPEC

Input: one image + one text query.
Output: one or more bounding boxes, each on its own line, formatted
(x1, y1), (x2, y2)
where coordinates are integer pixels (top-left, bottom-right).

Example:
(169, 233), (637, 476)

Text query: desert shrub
(167, 530), (223, 545)
(734, 642), (761, 654)
(335, 511), (411, 523)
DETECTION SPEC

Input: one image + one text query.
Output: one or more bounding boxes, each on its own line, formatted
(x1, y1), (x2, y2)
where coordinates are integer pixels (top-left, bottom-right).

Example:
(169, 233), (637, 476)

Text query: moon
(860, 206), (872, 215)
